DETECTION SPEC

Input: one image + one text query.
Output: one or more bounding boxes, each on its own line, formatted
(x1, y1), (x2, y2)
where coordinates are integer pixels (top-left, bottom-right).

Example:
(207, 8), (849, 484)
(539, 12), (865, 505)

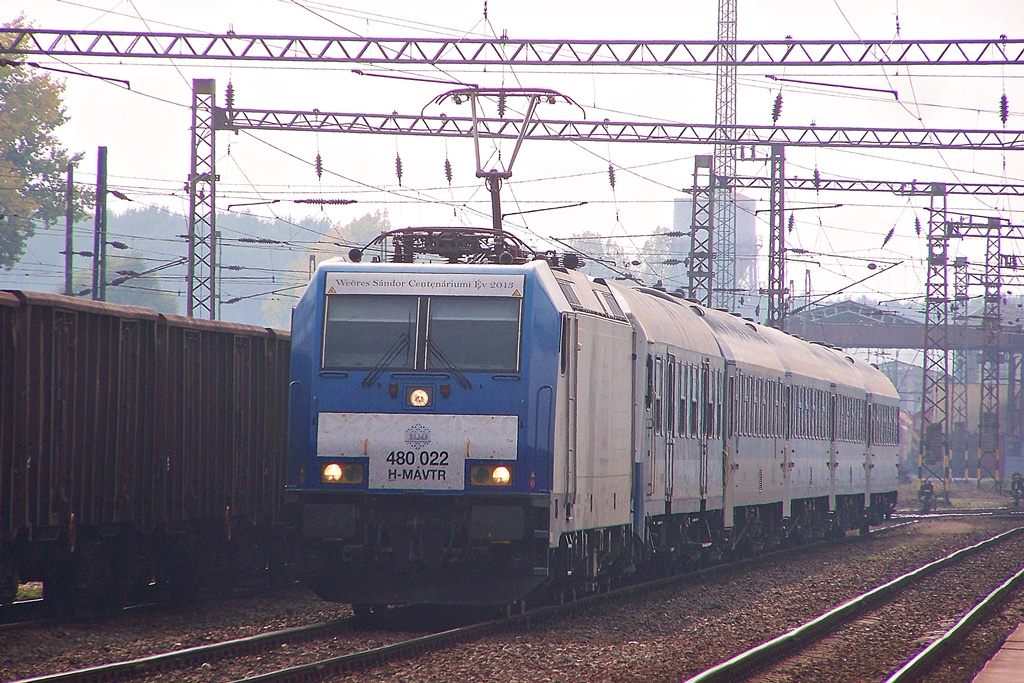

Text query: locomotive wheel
(352, 603), (387, 620)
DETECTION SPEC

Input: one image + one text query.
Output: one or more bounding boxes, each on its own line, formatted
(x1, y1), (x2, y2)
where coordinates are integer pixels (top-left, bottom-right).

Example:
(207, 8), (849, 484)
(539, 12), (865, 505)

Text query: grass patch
(15, 582), (42, 601)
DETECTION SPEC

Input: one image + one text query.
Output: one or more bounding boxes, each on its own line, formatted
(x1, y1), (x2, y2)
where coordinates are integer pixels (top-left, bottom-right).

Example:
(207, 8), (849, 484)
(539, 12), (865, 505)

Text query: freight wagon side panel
(0, 294), (22, 541)
(232, 337), (255, 521)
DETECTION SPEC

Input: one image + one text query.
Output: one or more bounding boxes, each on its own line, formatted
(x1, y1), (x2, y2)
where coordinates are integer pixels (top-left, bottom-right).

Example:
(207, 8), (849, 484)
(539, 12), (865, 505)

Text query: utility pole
(64, 162), (73, 296)
(766, 145), (786, 329)
(92, 146), (107, 301)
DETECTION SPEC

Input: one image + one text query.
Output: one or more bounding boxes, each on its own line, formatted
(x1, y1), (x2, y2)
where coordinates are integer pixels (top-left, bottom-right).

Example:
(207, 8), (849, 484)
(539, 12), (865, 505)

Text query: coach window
(828, 393), (837, 443)
(770, 382), (777, 438)
(690, 366), (699, 437)
(667, 356), (677, 436)
(426, 296), (522, 372)
(758, 379), (766, 437)
(708, 369), (717, 437)
(714, 370), (723, 438)
(323, 294), (418, 370)
(796, 387), (803, 437)
(678, 364), (688, 438)
(756, 377), (764, 436)
(654, 356), (664, 435)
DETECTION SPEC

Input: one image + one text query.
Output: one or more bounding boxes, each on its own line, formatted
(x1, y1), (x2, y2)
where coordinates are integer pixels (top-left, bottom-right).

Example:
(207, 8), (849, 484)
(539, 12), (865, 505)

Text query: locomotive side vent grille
(557, 280), (582, 307)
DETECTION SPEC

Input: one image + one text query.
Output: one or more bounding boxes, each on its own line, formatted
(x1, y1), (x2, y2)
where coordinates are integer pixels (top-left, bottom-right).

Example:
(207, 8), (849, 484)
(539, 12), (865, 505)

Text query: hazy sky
(7, 0), (1024, 310)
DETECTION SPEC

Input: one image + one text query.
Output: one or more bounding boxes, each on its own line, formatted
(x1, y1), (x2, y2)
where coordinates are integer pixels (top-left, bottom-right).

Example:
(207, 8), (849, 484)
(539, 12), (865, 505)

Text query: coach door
(781, 377), (793, 518)
(718, 361), (732, 524)
(645, 354), (666, 515)
(865, 396), (875, 499)
(700, 359), (712, 504)
(665, 355), (677, 507)
(827, 384), (839, 508)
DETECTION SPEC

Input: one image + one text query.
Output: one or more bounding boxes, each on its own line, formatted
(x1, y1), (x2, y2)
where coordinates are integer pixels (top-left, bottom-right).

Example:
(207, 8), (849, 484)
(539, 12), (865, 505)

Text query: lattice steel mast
(687, 155), (714, 304)
(920, 185), (950, 491)
(980, 219), (1003, 485)
(187, 79), (217, 319)
(951, 256), (969, 479)
(712, 0), (738, 310)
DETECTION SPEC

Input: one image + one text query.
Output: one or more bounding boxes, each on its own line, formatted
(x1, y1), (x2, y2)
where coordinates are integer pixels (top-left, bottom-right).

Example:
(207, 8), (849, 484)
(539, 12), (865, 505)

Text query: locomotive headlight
(322, 463), (344, 483)
(491, 465), (512, 485)
(407, 387), (431, 407)
(321, 462), (364, 484)
(341, 463), (364, 483)
(470, 464), (513, 487)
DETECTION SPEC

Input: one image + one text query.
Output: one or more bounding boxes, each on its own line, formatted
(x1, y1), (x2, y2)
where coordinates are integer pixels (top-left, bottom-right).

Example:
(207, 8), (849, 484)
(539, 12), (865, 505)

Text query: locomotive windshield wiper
(362, 333), (410, 387)
(427, 340), (472, 389)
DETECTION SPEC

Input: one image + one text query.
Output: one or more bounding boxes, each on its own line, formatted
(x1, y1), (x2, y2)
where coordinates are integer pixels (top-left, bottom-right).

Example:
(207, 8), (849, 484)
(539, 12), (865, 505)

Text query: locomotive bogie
(296, 493), (550, 605)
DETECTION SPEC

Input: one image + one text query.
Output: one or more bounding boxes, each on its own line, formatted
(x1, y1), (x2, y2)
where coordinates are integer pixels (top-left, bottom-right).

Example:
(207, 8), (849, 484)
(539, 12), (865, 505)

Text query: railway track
(893, 507), (1024, 520)
(682, 525), (1024, 683)
(10, 523), (912, 683)
(10, 616), (358, 683)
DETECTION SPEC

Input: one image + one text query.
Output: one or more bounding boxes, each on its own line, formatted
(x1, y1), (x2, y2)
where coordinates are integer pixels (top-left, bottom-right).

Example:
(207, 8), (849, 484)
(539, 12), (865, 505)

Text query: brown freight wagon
(0, 291), (290, 613)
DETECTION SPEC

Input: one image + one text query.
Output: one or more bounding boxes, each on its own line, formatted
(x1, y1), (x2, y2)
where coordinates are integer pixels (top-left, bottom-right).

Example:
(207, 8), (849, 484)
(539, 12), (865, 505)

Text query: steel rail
(682, 525), (1024, 683)
(884, 564), (1024, 682)
(9, 617), (352, 683)
(4, 31), (1024, 67)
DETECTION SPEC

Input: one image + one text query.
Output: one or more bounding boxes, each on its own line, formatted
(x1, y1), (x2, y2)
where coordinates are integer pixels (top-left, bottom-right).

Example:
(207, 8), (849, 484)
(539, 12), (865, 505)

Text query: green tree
(0, 15), (89, 270)
(308, 209), (391, 262)
(260, 211), (392, 329)
(336, 210), (392, 250)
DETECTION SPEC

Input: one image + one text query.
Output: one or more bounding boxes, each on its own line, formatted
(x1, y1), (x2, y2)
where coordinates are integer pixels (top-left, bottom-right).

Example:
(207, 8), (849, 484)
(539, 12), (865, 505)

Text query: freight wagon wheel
(42, 564), (81, 618)
(0, 558), (17, 604)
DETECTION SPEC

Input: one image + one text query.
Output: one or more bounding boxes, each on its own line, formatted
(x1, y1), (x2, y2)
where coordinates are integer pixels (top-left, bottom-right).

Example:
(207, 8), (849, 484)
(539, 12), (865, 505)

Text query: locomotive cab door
(561, 313), (579, 516)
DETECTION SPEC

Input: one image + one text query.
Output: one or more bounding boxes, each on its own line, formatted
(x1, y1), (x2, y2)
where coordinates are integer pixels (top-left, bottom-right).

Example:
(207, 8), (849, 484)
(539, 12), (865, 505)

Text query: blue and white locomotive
(286, 227), (899, 611)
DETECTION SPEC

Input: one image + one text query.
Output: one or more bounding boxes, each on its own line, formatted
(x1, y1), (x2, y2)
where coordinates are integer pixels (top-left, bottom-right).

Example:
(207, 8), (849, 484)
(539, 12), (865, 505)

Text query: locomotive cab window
(426, 296), (522, 372)
(323, 295), (418, 370)
(322, 294), (522, 372)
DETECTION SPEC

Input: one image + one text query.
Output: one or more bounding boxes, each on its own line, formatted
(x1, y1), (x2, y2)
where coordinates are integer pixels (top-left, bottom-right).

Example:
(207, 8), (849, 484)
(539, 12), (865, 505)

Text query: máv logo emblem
(405, 423), (431, 447)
